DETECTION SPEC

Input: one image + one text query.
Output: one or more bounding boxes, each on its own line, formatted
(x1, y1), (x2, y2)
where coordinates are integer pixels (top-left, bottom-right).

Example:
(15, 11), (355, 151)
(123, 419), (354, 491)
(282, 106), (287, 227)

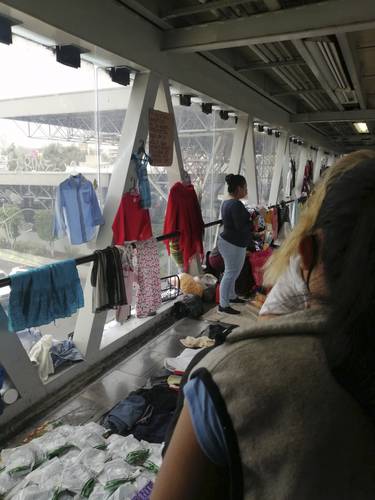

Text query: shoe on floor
(230, 297), (247, 304)
(217, 305), (241, 315)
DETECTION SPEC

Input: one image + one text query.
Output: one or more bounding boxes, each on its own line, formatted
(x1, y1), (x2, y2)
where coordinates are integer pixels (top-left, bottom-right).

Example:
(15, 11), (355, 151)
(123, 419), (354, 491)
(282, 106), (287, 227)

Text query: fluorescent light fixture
(353, 122), (369, 134)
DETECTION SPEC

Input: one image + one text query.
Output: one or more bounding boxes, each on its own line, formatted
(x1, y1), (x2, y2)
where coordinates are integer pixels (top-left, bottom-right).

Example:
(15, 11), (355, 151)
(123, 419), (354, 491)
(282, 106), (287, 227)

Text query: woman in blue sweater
(218, 174), (252, 315)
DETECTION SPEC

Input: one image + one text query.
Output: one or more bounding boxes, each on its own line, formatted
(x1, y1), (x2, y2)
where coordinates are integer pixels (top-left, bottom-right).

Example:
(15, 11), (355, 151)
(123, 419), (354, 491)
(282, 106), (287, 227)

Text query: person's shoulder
(193, 310), (327, 374)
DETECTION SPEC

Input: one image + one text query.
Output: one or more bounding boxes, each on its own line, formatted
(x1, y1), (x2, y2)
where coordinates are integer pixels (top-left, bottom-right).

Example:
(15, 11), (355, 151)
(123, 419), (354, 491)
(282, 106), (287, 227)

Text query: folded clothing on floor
(180, 336), (214, 349)
(50, 340), (83, 369)
(102, 385), (178, 443)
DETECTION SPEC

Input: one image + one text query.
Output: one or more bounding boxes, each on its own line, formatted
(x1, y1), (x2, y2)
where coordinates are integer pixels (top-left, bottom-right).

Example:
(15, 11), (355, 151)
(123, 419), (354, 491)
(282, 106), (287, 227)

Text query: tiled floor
(23, 317), (212, 434)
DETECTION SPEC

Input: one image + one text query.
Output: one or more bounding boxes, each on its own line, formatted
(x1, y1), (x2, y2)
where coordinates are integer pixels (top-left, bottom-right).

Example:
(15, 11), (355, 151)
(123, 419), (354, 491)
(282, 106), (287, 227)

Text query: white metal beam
(226, 113), (249, 175)
(242, 120), (258, 205)
(163, 0), (375, 53)
(73, 72), (160, 359)
(291, 109), (375, 123)
(336, 33), (367, 110)
(268, 132), (288, 205)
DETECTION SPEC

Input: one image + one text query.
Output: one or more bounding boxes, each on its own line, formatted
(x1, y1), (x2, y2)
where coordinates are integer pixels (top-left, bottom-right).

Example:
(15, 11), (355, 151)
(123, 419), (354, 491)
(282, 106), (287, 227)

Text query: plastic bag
(80, 422), (107, 437)
(34, 430), (74, 459)
(110, 482), (138, 500)
(0, 470), (18, 496)
(107, 435), (140, 460)
(35, 457), (63, 490)
(60, 462), (92, 494)
(78, 448), (107, 476)
(59, 448), (81, 468)
(73, 428), (107, 451)
(11, 484), (53, 500)
(2, 446), (35, 478)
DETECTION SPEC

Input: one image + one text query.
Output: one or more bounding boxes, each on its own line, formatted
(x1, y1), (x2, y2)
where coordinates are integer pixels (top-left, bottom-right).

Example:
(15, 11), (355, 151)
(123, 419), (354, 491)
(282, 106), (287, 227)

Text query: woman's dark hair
(225, 174), (246, 194)
(313, 158), (375, 423)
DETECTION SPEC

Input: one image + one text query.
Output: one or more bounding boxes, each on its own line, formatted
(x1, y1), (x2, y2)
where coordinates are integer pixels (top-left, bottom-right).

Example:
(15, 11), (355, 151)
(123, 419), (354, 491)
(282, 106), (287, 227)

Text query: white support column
(268, 132), (288, 205)
(295, 144), (309, 197)
(74, 72), (160, 360)
(226, 113), (249, 175)
(154, 79), (185, 186)
(242, 119), (258, 205)
(313, 148), (325, 183)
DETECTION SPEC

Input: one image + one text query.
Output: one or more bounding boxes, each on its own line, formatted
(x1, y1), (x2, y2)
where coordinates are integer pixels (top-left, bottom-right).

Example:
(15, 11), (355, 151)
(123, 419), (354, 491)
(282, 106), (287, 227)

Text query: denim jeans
(218, 236), (246, 307)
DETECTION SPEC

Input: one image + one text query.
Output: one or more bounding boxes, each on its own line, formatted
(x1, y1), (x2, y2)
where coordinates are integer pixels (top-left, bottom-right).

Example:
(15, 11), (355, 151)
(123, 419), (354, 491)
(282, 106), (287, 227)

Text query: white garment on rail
(28, 335), (54, 382)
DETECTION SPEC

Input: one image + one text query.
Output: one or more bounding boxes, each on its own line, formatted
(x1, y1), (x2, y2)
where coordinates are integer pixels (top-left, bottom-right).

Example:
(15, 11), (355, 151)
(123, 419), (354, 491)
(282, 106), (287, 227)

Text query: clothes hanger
(69, 161), (80, 177)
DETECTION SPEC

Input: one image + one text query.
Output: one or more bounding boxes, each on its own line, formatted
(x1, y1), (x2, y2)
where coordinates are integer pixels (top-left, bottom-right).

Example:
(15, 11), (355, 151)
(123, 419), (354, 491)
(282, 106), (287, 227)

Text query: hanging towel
(91, 247), (127, 312)
(8, 260), (84, 332)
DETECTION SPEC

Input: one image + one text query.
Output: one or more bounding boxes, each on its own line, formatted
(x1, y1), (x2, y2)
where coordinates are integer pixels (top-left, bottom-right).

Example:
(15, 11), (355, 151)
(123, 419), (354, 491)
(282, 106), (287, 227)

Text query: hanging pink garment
(116, 244), (135, 323)
(271, 208), (279, 241)
(134, 238), (162, 318)
(248, 247), (273, 288)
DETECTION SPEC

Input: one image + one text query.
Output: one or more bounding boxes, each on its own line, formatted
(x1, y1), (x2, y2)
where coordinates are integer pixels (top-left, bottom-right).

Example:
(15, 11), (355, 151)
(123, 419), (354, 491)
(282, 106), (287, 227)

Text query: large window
(254, 130), (277, 206)
(0, 35), (129, 339)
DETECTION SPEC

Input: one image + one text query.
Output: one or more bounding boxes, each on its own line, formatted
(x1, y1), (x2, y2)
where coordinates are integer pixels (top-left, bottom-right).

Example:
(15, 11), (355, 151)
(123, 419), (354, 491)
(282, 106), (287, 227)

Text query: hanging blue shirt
(132, 153), (151, 209)
(53, 174), (104, 245)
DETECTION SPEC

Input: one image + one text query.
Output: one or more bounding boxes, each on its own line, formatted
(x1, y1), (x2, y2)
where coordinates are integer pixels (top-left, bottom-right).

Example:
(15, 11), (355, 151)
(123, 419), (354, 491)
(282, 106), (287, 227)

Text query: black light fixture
(234, 116), (238, 124)
(56, 45), (82, 68)
(108, 67), (131, 86)
(267, 127), (273, 135)
(0, 16), (13, 45)
(219, 110), (229, 120)
(201, 102), (213, 114)
(297, 139), (303, 145)
(275, 130), (281, 138)
(179, 95), (191, 106)
(257, 124), (264, 133)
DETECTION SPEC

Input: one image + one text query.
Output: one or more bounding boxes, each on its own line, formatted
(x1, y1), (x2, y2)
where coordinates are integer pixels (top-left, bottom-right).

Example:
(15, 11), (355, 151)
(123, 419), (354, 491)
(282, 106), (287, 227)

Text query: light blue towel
(8, 259), (84, 332)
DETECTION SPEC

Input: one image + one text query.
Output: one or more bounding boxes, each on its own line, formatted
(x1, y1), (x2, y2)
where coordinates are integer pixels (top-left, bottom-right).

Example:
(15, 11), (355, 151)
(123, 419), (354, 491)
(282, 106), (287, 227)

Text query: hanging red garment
(163, 182), (204, 271)
(112, 191), (153, 244)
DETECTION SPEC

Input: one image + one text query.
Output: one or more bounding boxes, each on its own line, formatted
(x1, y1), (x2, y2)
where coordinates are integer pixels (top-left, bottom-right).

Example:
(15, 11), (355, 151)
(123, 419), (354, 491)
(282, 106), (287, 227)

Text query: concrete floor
(9, 317), (213, 445)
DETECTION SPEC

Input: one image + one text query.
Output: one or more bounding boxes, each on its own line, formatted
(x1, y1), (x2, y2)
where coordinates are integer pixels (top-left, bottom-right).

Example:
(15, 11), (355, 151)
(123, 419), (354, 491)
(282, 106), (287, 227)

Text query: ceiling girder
(291, 109), (375, 123)
(163, 0), (375, 53)
(236, 58), (305, 72)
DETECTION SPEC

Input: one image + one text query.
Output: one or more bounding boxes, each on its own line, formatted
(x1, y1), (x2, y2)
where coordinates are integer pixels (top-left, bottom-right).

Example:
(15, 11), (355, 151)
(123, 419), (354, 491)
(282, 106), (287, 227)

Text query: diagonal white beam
(291, 109), (375, 123)
(336, 33), (367, 110)
(163, 0), (375, 53)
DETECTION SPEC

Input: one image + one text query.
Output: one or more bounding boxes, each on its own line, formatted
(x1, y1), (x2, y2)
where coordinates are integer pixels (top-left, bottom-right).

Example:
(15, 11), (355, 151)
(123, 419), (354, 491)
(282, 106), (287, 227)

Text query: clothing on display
(163, 181), (204, 272)
(116, 244), (135, 323)
(275, 202), (292, 245)
(28, 335), (54, 382)
(301, 159), (314, 196)
(8, 260), (84, 332)
(134, 238), (162, 318)
(285, 159), (297, 198)
(132, 152), (152, 209)
(112, 191), (153, 245)
(91, 247), (127, 313)
(50, 340), (84, 369)
(53, 174), (104, 245)
(103, 385), (178, 444)
(248, 247), (272, 288)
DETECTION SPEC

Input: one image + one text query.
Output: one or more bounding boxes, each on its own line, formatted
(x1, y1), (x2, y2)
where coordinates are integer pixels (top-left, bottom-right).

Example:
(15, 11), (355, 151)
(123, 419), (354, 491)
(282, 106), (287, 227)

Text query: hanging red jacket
(163, 182), (204, 271)
(112, 191), (153, 244)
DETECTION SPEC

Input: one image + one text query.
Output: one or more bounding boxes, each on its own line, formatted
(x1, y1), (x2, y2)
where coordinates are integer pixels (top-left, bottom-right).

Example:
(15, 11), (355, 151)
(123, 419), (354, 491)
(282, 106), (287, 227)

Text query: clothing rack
(267, 196), (306, 210)
(0, 219), (223, 289)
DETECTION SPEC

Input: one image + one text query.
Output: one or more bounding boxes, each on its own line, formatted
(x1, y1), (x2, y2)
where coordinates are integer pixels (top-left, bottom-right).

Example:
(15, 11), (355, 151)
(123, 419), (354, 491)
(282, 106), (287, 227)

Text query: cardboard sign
(149, 109), (173, 166)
